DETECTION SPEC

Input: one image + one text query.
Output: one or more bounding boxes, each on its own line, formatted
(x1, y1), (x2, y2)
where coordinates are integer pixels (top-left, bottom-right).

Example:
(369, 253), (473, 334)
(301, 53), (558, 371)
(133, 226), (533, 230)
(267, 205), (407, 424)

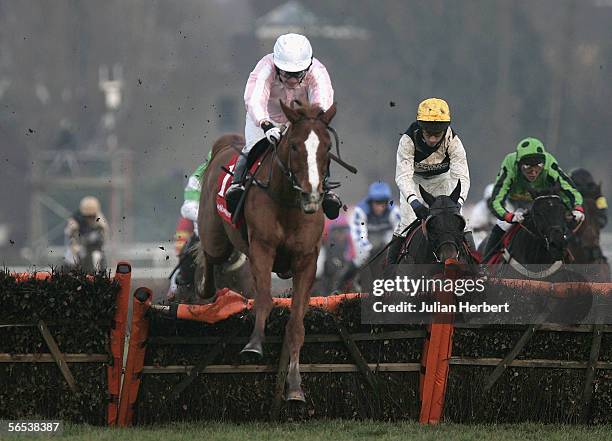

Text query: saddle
(216, 138), (272, 228)
(487, 224), (521, 264)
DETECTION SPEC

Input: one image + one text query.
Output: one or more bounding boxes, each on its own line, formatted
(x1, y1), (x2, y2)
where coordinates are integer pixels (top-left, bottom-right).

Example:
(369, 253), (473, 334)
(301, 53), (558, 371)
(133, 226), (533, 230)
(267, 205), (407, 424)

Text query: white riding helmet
(273, 33), (313, 72)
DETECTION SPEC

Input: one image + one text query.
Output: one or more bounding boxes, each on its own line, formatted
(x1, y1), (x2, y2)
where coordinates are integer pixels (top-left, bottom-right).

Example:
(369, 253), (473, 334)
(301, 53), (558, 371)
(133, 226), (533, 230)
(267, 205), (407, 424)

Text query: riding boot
(386, 234), (405, 265)
(323, 191), (342, 220)
(483, 225), (505, 261)
(225, 154), (249, 214)
(321, 173), (342, 219)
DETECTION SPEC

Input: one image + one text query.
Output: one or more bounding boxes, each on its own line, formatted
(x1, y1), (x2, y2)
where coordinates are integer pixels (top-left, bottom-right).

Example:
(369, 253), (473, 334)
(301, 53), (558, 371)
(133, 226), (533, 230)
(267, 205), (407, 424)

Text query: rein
(261, 117), (356, 207)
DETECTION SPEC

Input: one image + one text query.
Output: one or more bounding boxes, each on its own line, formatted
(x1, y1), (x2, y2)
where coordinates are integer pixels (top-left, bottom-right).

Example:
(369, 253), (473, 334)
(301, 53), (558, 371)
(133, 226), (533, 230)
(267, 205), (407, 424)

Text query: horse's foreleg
(241, 240), (275, 358)
(285, 251), (318, 402)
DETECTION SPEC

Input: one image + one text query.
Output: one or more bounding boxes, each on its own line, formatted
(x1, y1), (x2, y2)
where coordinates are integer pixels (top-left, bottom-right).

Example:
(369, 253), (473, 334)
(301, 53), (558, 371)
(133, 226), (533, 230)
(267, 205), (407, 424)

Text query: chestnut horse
(198, 100), (337, 401)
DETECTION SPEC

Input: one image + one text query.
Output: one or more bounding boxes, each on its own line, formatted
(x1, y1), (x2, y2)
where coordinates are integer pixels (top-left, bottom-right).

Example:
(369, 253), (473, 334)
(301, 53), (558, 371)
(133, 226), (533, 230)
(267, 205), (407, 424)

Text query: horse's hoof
(285, 389), (306, 402)
(240, 342), (263, 359)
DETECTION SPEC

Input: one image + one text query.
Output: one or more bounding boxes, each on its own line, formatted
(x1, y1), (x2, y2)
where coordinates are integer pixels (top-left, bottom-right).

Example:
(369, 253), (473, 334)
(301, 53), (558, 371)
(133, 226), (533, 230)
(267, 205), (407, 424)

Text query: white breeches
(396, 173), (464, 235)
(244, 114), (266, 154)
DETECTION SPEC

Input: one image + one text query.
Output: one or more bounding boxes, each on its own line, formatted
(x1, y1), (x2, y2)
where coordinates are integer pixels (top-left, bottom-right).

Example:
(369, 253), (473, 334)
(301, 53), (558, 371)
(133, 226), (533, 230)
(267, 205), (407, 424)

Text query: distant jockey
(336, 181), (400, 288)
(168, 152), (211, 298)
(316, 214), (354, 293)
(570, 168), (607, 229)
(64, 196), (108, 272)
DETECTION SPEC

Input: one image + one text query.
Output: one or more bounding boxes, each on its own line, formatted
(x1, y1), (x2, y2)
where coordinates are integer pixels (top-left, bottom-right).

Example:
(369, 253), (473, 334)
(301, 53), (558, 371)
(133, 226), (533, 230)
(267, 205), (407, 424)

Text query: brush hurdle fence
(1, 263), (612, 425)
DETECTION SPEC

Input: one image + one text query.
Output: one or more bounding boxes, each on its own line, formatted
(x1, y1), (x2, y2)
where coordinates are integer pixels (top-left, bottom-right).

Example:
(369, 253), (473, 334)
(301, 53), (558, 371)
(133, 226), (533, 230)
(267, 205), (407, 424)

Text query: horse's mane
(429, 195), (457, 210)
(210, 133), (245, 160)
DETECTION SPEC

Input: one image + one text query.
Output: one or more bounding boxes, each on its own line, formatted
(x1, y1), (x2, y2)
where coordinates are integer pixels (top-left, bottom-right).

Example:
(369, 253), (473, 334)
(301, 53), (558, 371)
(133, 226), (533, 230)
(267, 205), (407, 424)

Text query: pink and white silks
(243, 54), (334, 151)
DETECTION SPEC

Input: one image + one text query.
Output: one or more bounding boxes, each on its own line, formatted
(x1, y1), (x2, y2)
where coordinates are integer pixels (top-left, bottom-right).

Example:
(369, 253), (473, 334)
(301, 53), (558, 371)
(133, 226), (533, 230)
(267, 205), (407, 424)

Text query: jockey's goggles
(422, 128), (446, 137)
(520, 163), (544, 173)
(278, 67), (308, 80)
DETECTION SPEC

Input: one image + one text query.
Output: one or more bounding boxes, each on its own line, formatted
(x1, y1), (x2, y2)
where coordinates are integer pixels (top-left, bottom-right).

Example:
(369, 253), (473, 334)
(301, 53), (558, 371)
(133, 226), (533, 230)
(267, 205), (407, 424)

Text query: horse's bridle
(423, 202), (467, 263)
(271, 116), (355, 198)
(520, 195), (568, 252)
(269, 118), (329, 200)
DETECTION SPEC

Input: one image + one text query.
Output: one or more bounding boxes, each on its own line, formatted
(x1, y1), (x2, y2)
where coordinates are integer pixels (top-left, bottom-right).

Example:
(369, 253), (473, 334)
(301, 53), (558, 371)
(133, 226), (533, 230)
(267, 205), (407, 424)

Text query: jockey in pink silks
(225, 33), (342, 219)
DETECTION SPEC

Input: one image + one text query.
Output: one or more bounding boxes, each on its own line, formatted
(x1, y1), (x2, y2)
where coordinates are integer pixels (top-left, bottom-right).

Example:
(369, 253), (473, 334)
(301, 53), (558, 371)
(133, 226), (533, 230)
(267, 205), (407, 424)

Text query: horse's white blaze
(304, 130), (320, 192)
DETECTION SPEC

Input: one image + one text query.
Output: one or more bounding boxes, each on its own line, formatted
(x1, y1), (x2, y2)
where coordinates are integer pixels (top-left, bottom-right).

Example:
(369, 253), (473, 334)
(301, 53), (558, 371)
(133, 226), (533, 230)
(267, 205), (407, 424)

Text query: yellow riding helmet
(417, 98), (451, 134)
(79, 196), (101, 216)
(417, 98), (451, 122)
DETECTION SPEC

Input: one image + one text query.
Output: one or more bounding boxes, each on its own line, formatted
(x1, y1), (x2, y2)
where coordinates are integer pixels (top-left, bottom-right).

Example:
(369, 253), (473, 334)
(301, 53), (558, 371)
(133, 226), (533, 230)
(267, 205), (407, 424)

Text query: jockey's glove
(572, 206), (585, 223)
(504, 211), (524, 223)
(409, 198), (430, 220)
(260, 121), (281, 145)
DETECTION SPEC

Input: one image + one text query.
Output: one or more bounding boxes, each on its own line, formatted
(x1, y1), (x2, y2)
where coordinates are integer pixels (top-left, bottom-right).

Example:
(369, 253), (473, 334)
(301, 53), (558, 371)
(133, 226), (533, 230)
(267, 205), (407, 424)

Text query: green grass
(8, 421), (612, 441)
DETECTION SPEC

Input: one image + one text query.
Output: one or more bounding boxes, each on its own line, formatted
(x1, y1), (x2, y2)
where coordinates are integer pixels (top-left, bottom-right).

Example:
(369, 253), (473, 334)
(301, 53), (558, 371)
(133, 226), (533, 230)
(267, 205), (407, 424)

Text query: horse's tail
(210, 133), (244, 161)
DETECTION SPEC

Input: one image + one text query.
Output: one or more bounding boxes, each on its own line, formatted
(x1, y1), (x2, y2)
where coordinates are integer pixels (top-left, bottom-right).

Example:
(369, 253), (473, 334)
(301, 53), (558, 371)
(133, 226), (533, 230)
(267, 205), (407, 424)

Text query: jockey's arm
(181, 159), (210, 225)
(395, 134), (417, 202)
(306, 61), (334, 111)
(181, 179), (199, 231)
(180, 200), (199, 225)
(64, 217), (81, 256)
(447, 135), (470, 205)
(547, 159), (584, 209)
(244, 57), (275, 126)
(489, 153), (516, 221)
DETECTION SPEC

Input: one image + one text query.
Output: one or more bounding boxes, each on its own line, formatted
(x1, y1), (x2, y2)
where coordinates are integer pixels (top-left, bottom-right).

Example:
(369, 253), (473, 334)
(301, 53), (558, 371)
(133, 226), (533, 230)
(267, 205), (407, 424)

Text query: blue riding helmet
(367, 182), (392, 202)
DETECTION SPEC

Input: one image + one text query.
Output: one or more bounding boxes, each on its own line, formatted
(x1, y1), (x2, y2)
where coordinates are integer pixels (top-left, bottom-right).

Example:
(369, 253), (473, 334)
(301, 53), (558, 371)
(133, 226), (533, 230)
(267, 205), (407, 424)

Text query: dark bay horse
(398, 181), (476, 265)
(484, 185), (572, 268)
(198, 100), (337, 401)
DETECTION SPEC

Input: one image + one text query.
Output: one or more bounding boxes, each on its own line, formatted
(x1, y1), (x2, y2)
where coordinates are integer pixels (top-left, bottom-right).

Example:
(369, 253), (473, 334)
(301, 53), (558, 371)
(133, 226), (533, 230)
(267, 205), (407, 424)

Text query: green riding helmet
(516, 137), (546, 166)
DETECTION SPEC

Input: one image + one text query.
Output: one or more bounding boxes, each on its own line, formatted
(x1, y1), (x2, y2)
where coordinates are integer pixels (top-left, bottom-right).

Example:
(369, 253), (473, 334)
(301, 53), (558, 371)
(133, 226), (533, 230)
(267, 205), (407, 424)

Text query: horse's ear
(552, 181), (561, 194)
(320, 103), (337, 126)
(419, 185), (435, 207)
(450, 180), (461, 203)
(280, 100), (300, 123)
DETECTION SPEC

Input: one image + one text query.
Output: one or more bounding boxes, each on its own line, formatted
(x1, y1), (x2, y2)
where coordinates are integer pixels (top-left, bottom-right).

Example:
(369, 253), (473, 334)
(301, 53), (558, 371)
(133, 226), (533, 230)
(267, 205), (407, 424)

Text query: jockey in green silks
(482, 137), (584, 258)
